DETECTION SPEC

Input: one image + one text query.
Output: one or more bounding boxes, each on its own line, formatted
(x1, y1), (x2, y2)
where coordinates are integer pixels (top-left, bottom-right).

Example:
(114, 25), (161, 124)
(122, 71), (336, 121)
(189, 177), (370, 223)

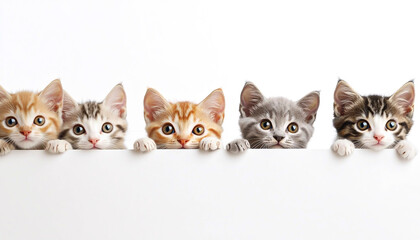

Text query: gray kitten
(46, 84), (127, 153)
(226, 82), (320, 152)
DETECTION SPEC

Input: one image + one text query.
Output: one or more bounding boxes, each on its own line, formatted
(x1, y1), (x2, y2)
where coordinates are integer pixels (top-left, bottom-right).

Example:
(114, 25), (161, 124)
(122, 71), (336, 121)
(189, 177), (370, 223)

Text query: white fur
(356, 115), (396, 150)
(134, 137), (157, 152)
(395, 140), (417, 160)
(332, 139), (355, 156)
(199, 137), (221, 151)
(46, 139), (72, 153)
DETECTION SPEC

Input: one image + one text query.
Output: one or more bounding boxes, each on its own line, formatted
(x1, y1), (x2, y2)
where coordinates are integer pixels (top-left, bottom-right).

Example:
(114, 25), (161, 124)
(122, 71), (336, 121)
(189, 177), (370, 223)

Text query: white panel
(0, 150), (419, 240)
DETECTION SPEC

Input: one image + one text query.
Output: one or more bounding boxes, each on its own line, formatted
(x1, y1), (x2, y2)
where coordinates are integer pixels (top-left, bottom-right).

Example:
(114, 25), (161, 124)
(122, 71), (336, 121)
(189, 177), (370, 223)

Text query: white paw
(395, 140), (417, 160)
(226, 139), (250, 153)
(134, 138), (156, 152)
(200, 137), (221, 151)
(332, 139), (355, 156)
(0, 140), (14, 156)
(46, 140), (72, 153)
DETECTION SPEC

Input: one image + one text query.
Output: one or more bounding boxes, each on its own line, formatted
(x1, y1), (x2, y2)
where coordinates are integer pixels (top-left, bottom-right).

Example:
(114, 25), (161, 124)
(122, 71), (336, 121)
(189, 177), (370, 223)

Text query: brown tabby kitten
(0, 80), (63, 155)
(332, 80), (416, 159)
(134, 88), (225, 151)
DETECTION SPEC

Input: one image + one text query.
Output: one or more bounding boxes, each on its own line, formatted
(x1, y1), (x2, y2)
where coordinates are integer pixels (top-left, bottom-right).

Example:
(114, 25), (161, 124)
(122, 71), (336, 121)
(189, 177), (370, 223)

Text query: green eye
(357, 120), (370, 131)
(102, 122), (113, 133)
(34, 116), (45, 126)
(162, 123), (175, 135)
(260, 119), (272, 130)
(287, 123), (299, 133)
(192, 125), (205, 135)
(73, 124), (86, 135)
(386, 120), (397, 131)
(5, 117), (18, 127)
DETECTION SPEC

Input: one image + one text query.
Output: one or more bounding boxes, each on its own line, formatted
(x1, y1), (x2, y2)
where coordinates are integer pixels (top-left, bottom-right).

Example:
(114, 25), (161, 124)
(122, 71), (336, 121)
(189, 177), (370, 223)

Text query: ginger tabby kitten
(134, 88), (225, 151)
(0, 80), (63, 155)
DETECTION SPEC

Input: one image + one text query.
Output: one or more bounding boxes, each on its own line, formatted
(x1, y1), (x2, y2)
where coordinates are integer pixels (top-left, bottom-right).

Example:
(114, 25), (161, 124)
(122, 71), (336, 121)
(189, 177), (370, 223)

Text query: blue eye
(5, 117), (17, 127)
(73, 124), (86, 135)
(34, 116), (45, 126)
(102, 122), (113, 133)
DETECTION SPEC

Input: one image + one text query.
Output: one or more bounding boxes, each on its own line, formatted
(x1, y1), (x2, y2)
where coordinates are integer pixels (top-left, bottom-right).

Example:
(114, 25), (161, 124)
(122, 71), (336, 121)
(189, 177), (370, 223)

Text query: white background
(0, 0), (419, 148)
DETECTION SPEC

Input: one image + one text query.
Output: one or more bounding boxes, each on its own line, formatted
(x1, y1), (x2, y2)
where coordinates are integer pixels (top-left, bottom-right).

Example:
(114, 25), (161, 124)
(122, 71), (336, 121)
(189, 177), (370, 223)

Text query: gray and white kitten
(46, 84), (127, 153)
(226, 82), (320, 152)
(331, 80), (416, 159)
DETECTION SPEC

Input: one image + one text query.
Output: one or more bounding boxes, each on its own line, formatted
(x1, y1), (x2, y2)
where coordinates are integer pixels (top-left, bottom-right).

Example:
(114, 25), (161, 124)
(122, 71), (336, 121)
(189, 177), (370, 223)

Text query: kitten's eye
(192, 125), (205, 135)
(386, 120), (397, 131)
(33, 116), (45, 126)
(162, 123), (175, 135)
(357, 120), (370, 131)
(73, 124), (86, 135)
(102, 122), (113, 133)
(260, 119), (272, 130)
(5, 117), (18, 127)
(287, 123), (299, 133)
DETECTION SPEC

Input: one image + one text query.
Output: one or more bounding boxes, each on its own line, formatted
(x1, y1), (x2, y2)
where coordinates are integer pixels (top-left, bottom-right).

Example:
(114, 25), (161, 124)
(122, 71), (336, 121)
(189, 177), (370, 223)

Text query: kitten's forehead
(253, 97), (305, 120)
(79, 101), (102, 119)
(172, 102), (195, 120)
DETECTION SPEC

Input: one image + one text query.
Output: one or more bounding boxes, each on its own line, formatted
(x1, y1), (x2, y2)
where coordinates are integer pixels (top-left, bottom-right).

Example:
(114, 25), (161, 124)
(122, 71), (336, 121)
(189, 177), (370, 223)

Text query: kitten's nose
(20, 130), (31, 137)
(178, 139), (189, 147)
(89, 138), (100, 145)
(273, 135), (284, 142)
(374, 135), (384, 142)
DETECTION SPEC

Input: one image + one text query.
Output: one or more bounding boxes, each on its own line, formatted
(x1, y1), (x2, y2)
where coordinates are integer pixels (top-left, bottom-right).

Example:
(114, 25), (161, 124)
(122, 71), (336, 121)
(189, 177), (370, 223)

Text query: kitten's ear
(334, 80), (362, 116)
(103, 84), (127, 118)
(240, 82), (264, 117)
(298, 91), (320, 124)
(389, 81), (415, 117)
(62, 91), (79, 121)
(198, 88), (225, 125)
(0, 85), (12, 102)
(39, 79), (64, 113)
(143, 88), (171, 123)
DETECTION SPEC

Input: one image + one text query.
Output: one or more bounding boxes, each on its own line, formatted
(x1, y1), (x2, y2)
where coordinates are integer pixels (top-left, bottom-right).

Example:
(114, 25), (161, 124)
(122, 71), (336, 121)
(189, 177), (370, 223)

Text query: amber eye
(192, 125), (205, 135)
(357, 120), (370, 131)
(73, 124), (86, 135)
(287, 123), (299, 133)
(33, 116), (45, 126)
(102, 122), (113, 133)
(162, 123), (175, 135)
(5, 117), (18, 127)
(260, 119), (272, 130)
(386, 120), (397, 131)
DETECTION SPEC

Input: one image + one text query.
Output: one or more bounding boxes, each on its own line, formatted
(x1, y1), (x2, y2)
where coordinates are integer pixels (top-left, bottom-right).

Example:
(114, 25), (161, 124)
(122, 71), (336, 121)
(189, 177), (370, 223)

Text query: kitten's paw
(46, 140), (72, 153)
(331, 139), (355, 156)
(395, 140), (417, 160)
(200, 137), (221, 151)
(134, 138), (156, 152)
(226, 139), (250, 153)
(0, 140), (14, 156)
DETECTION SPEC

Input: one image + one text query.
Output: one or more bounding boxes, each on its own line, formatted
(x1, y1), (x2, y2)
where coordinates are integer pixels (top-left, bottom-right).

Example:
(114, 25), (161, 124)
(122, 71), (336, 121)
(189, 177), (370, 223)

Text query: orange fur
(0, 80), (63, 150)
(144, 88), (225, 149)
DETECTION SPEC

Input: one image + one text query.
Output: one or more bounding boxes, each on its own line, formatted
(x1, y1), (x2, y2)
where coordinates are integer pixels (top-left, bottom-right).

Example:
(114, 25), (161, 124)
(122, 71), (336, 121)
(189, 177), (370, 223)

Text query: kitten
(226, 82), (320, 152)
(134, 88), (225, 151)
(0, 79), (64, 155)
(331, 80), (416, 159)
(46, 84), (127, 152)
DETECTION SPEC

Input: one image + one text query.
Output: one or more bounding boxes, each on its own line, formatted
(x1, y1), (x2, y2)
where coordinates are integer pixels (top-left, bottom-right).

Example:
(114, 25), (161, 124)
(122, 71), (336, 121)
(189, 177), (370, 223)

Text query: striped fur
(0, 80), (63, 152)
(143, 88), (225, 149)
(333, 80), (414, 150)
(58, 84), (127, 149)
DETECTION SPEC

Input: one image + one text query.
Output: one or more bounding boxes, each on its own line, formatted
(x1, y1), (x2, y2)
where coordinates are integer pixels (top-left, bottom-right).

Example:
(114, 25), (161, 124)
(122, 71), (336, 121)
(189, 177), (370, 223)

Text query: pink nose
(374, 135), (384, 142)
(20, 131), (31, 137)
(178, 139), (189, 147)
(89, 139), (99, 145)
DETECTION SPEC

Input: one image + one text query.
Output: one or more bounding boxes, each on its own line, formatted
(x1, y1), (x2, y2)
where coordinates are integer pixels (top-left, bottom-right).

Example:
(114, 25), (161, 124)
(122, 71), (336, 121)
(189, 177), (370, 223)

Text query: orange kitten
(134, 88), (225, 151)
(0, 80), (63, 155)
